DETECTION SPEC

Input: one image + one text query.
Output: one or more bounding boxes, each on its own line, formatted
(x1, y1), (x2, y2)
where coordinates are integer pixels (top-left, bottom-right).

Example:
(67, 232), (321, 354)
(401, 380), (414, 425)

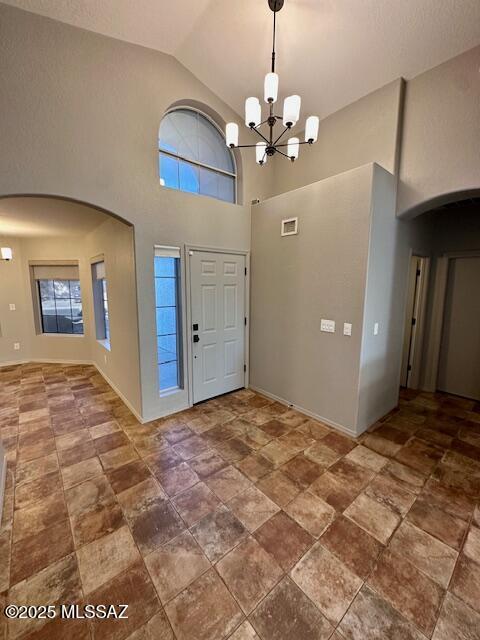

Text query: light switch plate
(373, 322), (379, 336)
(321, 319), (335, 333)
(9, 303), (16, 311)
(343, 323), (352, 336)
(13, 342), (20, 350)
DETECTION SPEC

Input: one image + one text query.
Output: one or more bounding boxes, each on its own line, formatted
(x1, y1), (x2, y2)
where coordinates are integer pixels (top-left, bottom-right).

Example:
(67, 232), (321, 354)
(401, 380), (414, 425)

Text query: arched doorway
(0, 195), (142, 418)
(400, 195), (480, 401)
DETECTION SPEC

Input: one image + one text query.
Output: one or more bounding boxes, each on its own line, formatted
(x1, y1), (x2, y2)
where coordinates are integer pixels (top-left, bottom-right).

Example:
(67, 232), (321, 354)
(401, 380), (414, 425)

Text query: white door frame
(423, 250), (480, 392)
(184, 245), (250, 406)
(400, 254), (430, 389)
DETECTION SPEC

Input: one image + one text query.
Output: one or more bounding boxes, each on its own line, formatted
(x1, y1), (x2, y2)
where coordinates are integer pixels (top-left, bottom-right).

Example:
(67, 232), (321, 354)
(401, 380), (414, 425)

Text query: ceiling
(0, 197), (111, 237)
(2, 0), (480, 121)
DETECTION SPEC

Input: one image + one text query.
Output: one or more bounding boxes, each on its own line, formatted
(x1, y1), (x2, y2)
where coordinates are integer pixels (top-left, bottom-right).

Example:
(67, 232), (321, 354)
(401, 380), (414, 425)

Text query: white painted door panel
(190, 251), (245, 403)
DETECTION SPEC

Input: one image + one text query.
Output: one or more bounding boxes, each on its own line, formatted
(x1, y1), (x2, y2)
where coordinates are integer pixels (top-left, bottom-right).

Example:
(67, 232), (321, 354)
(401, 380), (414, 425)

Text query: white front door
(190, 250), (246, 404)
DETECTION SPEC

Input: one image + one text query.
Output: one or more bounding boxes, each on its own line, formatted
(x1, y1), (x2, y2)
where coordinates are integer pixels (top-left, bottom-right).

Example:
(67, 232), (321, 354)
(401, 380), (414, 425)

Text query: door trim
(423, 250), (480, 392)
(184, 245), (250, 407)
(401, 254), (430, 389)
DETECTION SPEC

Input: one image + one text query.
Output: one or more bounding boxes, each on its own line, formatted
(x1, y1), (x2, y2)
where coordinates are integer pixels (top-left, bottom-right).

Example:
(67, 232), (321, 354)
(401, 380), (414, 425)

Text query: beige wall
(0, 238), (30, 363)
(84, 218), (142, 415)
(250, 164), (376, 434)
(269, 80), (404, 198)
(398, 45), (480, 217)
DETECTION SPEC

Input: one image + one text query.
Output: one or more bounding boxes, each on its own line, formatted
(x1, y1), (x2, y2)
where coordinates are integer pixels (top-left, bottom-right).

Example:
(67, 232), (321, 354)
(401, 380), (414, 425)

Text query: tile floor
(0, 363), (479, 639)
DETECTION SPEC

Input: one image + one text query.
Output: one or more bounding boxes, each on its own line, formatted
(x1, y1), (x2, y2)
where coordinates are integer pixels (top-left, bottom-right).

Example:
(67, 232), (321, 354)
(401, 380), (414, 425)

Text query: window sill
(98, 339), (111, 352)
(40, 333), (84, 338)
(160, 386), (181, 399)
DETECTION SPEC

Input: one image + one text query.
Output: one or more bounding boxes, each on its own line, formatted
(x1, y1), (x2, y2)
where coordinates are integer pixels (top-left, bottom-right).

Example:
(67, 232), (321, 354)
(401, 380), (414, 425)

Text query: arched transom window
(159, 108), (236, 204)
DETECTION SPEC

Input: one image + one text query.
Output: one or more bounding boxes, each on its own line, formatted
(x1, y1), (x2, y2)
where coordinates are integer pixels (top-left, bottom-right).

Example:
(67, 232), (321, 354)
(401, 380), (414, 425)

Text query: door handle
(193, 335), (200, 343)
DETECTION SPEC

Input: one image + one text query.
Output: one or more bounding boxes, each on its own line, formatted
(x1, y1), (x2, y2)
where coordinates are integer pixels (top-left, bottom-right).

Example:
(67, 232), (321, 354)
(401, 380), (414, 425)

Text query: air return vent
(281, 217), (298, 236)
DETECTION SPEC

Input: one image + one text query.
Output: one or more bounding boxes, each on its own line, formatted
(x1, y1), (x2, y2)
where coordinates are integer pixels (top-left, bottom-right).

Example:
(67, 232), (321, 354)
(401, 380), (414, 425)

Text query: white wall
(357, 166), (405, 431)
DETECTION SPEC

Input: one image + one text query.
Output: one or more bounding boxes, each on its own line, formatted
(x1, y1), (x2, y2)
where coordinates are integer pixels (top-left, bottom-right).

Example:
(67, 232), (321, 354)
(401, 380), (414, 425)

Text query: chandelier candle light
(225, 0), (319, 165)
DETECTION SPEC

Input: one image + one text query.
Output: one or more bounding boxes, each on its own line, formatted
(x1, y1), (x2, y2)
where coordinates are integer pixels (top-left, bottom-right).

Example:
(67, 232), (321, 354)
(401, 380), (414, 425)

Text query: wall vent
(281, 217), (298, 236)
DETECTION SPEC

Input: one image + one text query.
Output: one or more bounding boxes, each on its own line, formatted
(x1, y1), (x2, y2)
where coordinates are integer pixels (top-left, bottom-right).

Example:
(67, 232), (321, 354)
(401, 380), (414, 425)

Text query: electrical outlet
(13, 342), (20, 350)
(320, 319), (335, 333)
(373, 322), (379, 336)
(343, 323), (352, 336)
(9, 303), (16, 311)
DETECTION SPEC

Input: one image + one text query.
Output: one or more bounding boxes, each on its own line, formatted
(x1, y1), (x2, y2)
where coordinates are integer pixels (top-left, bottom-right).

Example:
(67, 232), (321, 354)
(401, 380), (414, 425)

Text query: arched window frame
(159, 106), (238, 204)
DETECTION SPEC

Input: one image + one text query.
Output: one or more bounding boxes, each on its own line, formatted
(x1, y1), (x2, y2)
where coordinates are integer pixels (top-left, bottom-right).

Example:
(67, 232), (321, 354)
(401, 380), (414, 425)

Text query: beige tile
(227, 486), (280, 532)
(145, 530), (210, 603)
(285, 491), (335, 538)
(216, 536), (283, 614)
(432, 591), (480, 640)
(61, 456), (103, 489)
(339, 585), (427, 640)
(450, 553), (480, 614)
(76, 525), (140, 593)
(345, 444), (387, 472)
(190, 505), (248, 563)
(345, 493), (401, 544)
(250, 577), (333, 640)
(367, 548), (444, 636)
(256, 469), (301, 507)
(164, 569), (243, 640)
(389, 521), (458, 587)
(205, 466), (251, 502)
(291, 542), (362, 624)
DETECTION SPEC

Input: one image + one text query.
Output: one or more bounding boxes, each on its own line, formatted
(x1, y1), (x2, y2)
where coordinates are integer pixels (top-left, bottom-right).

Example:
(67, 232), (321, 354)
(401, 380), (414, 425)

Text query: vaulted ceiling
(3, 0), (480, 120)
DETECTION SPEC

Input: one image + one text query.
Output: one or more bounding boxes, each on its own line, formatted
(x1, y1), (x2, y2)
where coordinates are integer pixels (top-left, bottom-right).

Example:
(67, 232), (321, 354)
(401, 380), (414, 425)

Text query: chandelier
(225, 0), (319, 165)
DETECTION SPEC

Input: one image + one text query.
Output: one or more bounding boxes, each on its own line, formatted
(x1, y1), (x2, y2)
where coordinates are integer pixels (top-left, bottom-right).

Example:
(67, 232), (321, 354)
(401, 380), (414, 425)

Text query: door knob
(193, 335), (200, 343)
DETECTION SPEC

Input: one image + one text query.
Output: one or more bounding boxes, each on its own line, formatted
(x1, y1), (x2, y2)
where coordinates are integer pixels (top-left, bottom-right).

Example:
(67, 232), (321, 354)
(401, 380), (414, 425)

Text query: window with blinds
(159, 108), (236, 204)
(32, 264), (83, 335)
(91, 260), (110, 345)
(154, 246), (182, 393)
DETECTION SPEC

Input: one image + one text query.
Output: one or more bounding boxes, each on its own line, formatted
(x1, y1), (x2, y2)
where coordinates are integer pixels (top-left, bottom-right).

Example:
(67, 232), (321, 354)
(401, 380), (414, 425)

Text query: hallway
(1, 363), (479, 639)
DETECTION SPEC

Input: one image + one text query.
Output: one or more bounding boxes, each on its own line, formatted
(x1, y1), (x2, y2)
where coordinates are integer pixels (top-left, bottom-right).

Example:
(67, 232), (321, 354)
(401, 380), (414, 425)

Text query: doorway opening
(400, 196), (480, 401)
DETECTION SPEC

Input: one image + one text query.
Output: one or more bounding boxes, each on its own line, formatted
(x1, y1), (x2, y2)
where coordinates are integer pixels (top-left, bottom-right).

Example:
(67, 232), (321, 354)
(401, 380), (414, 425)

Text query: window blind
(32, 264), (79, 280)
(154, 246), (181, 259)
(92, 261), (106, 280)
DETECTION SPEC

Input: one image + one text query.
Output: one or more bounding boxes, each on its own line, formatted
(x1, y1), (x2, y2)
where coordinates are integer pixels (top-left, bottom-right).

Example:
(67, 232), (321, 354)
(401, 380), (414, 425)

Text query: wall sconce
(1, 247), (13, 261)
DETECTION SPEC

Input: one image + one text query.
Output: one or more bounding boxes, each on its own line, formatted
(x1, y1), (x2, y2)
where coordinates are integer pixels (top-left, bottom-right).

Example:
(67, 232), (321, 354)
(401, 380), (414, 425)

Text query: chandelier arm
(275, 140), (312, 148)
(234, 143), (261, 149)
(275, 148), (291, 159)
(272, 125), (291, 146)
(252, 128), (271, 145)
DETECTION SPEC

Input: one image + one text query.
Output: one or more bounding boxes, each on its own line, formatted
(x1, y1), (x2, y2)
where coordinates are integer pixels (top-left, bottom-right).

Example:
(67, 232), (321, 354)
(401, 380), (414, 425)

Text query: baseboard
(0, 449), (6, 529)
(91, 363), (144, 424)
(0, 358), (144, 424)
(249, 385), (358, 438)
(0, 359), (28, 368)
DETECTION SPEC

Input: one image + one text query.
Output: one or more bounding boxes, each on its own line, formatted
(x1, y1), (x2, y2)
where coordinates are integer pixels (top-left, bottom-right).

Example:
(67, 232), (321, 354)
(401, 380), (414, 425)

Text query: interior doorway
(401, 255), (430, 388)
(437, 256), (480, 400)
(188, 249), (247, 404)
